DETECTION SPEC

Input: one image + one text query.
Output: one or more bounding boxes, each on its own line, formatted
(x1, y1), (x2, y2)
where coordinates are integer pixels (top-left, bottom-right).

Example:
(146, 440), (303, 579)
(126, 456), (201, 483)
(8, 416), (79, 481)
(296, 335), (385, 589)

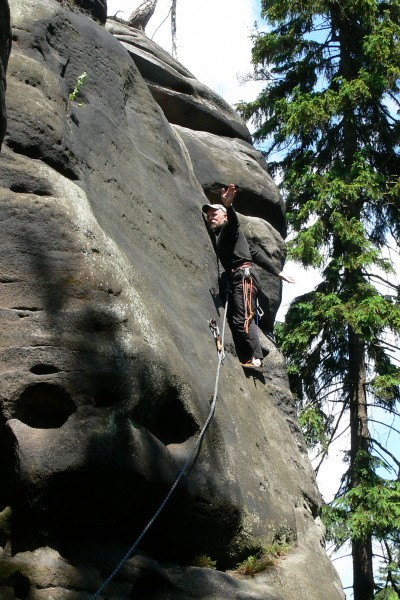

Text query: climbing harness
(90, 297), (228, 600)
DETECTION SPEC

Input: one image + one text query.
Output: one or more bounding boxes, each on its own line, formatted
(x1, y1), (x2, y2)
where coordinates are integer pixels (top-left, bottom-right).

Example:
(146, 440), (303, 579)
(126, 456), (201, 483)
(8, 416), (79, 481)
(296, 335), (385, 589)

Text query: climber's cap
(202, 203), (227, 214)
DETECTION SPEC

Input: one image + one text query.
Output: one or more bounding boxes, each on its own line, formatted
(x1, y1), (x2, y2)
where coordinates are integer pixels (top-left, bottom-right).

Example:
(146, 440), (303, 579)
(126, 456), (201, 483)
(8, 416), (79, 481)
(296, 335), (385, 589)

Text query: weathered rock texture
(0, 0), (11, 148)
(0, 1), (345, 599)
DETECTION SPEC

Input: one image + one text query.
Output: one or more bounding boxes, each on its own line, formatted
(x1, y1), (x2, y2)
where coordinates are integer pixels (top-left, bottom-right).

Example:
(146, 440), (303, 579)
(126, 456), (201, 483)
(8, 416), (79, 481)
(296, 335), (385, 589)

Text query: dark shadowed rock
(56, 0), (107, 24)
(0, 1), (344, 599)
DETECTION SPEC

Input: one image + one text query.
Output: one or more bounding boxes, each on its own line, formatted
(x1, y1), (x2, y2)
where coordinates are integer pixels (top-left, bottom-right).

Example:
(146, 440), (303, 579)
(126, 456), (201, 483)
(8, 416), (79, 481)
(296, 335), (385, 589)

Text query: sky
(105, 2), (399, 597)
(107, 0), (264, 106)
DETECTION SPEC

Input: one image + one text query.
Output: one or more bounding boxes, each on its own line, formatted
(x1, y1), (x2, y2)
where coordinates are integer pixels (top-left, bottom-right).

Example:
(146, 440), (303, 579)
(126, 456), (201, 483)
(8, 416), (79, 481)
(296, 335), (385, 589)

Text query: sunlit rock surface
(0, 1), (344, 599)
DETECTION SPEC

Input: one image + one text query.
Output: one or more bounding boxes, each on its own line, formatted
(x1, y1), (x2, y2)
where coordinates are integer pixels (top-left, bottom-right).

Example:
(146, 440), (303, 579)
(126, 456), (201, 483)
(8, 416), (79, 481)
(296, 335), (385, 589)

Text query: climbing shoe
(241, 358), (263, 373)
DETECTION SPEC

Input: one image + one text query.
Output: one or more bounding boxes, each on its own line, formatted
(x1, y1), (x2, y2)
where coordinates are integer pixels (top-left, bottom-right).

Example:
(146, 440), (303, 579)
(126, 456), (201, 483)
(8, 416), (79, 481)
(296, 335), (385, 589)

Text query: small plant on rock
(67, 71), (88, 119)
(235, 535), (293, 577)
(58, 0), (93, 18)
(192, 554), (217, 569)
(236, 551), (274, 576)
(68, 71), (88, 106)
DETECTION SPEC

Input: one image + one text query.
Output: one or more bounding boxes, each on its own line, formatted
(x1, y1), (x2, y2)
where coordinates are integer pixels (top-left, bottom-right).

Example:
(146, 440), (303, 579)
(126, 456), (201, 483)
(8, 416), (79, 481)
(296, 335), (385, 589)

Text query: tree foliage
(238, 1), (400, 598)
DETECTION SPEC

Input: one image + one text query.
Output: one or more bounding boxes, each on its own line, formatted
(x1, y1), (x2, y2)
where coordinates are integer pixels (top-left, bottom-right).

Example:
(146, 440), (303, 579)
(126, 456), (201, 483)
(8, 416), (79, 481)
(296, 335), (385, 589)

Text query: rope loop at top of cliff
(90, 296), (229, 600)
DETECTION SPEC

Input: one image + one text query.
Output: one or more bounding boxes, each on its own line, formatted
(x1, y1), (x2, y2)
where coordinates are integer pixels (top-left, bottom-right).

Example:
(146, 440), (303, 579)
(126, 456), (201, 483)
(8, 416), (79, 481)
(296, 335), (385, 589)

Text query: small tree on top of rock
(128, 0), (158, 30)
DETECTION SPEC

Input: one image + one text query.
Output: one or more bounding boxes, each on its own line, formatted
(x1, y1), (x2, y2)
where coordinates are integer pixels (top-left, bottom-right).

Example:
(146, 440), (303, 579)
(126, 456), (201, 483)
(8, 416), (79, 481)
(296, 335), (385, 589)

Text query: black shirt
(215, 206), (252, 271)
(215, 207), (281, 276)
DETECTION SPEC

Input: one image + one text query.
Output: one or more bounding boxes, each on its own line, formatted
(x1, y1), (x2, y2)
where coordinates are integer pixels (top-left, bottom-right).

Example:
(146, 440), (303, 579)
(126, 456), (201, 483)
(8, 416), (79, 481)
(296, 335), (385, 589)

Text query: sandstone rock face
(0, 2), (344, 599)
(57, 0), (107, 24)
(106, 20), (253, 143)
(0, 0), (11, 148)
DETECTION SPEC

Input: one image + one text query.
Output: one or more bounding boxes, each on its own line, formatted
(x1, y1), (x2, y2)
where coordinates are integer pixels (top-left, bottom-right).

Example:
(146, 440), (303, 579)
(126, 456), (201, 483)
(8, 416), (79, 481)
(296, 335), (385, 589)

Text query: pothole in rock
(13, 572), (30, 600)
(15, 382), (77, 428)
(147, 394), (199, 445)
(29, 364), (60, 375)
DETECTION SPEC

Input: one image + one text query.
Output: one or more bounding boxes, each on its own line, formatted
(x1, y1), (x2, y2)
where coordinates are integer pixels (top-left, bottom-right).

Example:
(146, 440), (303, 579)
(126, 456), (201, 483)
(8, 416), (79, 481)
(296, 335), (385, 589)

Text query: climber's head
(202, 203), (227, 231)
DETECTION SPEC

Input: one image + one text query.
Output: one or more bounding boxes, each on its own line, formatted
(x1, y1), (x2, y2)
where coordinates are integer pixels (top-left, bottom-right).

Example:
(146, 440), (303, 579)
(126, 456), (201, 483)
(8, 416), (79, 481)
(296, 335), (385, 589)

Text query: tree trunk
(171, 0), (177, 59)
(348, 327), (375, 600)
(128, 0), (158, 31)
(352, 537), (374, 600)
(337, 4), (376, 589)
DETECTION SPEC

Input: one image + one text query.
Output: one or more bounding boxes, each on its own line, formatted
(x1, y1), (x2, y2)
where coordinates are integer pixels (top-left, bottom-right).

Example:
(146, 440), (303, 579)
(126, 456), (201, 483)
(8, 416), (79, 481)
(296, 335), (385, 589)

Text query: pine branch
(372, 447), (397, 476)
(314, 408), (349, 474)
(315, 386), (346, 403)
(364, 272), (399, 291)
(368, 418), (400, 438)
(366, 404), (400, 418)
(368, 436), (400, 473)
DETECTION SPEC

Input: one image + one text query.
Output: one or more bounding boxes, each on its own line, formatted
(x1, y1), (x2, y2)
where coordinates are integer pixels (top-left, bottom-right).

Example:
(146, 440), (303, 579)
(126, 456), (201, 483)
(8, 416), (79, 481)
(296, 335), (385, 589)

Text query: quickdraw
(256, 298), (264, 325)
(208, 318), (225, 359)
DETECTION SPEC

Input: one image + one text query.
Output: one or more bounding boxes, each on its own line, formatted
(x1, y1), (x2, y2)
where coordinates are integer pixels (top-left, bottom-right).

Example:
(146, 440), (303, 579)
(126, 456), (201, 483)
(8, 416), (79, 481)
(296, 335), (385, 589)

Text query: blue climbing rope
(90, 297), (229, 599)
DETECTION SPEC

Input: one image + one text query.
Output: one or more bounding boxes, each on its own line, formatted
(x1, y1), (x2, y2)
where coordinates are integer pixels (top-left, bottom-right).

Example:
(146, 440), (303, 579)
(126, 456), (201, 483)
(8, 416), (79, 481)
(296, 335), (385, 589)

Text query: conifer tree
(237, 2), (400, 599)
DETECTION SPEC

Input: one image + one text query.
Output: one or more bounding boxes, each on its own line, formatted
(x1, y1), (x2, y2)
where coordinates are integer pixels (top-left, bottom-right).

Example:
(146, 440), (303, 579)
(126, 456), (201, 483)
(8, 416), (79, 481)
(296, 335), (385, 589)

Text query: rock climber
(202, 184), (294, 372)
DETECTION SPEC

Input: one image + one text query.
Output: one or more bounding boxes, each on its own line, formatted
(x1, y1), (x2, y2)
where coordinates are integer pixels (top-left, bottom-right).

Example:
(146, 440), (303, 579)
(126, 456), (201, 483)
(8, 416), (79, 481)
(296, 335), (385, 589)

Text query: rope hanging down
(242, 269), (254, 334)
(90, 298), (229, 600)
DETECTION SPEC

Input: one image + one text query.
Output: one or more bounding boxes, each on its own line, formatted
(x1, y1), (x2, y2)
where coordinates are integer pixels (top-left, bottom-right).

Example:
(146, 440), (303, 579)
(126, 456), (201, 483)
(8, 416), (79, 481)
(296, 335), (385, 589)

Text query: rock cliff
(0, 1), (345, 599)
(0, 0), (11, 148)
